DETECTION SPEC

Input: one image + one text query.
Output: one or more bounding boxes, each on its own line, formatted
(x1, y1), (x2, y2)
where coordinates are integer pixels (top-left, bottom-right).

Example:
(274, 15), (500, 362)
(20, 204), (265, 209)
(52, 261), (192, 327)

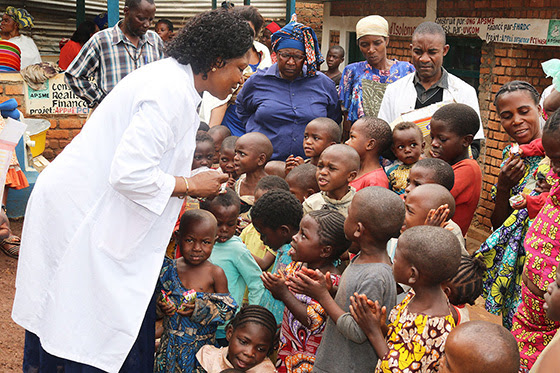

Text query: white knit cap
(356, 15), (389, 39)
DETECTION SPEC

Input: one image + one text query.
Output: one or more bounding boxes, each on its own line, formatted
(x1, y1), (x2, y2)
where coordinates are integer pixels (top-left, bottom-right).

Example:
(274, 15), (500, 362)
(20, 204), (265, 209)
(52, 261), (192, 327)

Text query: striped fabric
(0, 40), (21, 72)
(4, 6), (34, 29)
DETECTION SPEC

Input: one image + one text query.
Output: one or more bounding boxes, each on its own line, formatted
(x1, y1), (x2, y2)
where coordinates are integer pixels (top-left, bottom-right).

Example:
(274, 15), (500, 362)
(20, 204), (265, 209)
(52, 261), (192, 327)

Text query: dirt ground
(0, 221), (499, 371)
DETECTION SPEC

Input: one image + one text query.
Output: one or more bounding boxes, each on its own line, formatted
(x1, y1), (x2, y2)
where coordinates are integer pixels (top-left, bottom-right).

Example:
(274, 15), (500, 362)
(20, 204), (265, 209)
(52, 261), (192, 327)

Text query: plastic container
(24, 118), (50, 157)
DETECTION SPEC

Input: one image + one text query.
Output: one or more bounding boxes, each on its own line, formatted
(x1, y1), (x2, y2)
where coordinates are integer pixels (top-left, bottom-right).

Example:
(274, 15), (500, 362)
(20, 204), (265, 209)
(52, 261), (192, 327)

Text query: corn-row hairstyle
(493, 80), (540, 108)
(446, 254), (487, 306)
(307, 209), (351, 260)
(227, 305), (279, 353)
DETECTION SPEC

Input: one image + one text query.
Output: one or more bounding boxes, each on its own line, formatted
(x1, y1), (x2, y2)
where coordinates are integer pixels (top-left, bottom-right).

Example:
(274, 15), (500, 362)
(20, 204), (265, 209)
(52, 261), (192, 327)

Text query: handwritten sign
(24, 74), (90, 116)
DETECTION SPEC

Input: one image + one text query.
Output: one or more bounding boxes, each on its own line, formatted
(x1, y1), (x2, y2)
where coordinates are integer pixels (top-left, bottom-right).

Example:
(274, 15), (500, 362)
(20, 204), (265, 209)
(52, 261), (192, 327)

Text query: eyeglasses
(278, 52), (306, 62)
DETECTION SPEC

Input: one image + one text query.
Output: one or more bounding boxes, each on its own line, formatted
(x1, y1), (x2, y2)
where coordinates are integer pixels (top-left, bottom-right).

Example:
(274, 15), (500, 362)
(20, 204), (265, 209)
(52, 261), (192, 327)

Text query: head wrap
(94, 12), (108, 30)
(265, 22), (281, 34)
(271, 14), (323, 77)
(4, 7), (34, 30)
(0, 40), (21, 72)
(356, 15), (388, 39)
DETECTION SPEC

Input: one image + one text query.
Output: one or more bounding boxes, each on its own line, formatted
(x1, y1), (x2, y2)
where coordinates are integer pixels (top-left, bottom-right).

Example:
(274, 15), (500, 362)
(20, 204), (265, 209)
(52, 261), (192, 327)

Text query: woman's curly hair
(167, 9), (253, 77)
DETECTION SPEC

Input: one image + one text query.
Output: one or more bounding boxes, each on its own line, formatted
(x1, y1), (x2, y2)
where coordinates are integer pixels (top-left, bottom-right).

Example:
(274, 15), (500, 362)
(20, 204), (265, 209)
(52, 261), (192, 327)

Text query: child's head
(200, 188), (240, 243)
(285, 163), (320, 203)
(316, 144), (359, 199)
(226, 305), (278, 371)
(391, 122), (424, 165)
(254, 175), (289, 201)
(155, 19), (174, 42)
(393, 225), (461, 287)
(494, 80), (541, 145)
(345, 186), (405, 247)
(208, 125), (232, 164)
(405, 158), (455, 196)
(176, 210), (218, 265)
(438, 321), (520, 373)
(545, 265), (560, 321)
(403, 184), (455, 230)
(290, 209), (351, 265)
(220, 136), (239, 176)
(234, 132), (273, 175)
(429, 103), (479, 165)
(263, 160), (287, 178)
(303, 117), (341, 160)
(543, 109), (560, 175)
(251, 190), (302, 250)
(326, 45), (345, 71)
(442, 254), (486, 306)
(345, 116), (392, 160)
(192, 131), (215, 170)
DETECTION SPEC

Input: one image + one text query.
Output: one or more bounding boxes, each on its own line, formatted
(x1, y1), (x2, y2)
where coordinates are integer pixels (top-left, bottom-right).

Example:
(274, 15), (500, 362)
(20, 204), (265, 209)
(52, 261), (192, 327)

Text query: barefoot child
(262, 210), (350, 372)
(404, 158), (455, 197)
(429, 103), (482, 236)
(345, 117), (391, 190)
(200, 189), (265, 345)
(220, 136), (240, 188)
(386, 122), (425, 195)
(285, 164), (320, 204)
(208, 125), (232, 166)
(155, 210), (237, 373)
(288, 187), (405, 372)
(350, 225), (461, 372)
(197, 305), (278, 372)
(302, 144), (359, 217)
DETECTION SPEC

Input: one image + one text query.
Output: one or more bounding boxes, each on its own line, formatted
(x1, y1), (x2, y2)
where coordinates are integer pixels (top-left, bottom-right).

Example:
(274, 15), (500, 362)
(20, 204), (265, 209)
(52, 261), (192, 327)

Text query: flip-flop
(1, 235), (20, 259)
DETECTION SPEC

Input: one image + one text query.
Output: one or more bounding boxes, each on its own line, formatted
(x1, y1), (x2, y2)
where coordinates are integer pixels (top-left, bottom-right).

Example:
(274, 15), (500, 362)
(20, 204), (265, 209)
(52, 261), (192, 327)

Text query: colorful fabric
(511, 283), (560, 371)
(277, 262), (341, 373)
(271, 18), (323, 77)
(476, 145), (543, 328)
(259, 244), (293, 324)
(0, 40), (21, 71)
(339, 60), (415, 122)
(386, 163), (413, 195)
(155, 257), (237, 373)
(375, 291), (455, 373)
(5, 6), (34, 29)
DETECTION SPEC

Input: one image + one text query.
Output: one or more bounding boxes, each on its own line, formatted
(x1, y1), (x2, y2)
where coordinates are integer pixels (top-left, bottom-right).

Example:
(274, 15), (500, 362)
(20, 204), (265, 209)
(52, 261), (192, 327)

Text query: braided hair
(307, 210), (351, 259)
(494, 80), (540, 107)
(446, 255), (487, 306)
(227, 305), (278, 352)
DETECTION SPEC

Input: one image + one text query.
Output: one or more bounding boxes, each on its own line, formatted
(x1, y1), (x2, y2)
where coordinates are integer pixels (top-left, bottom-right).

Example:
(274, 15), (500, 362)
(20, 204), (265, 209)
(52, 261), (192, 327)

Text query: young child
(350, 225), (461, 372)
(155, 210), (237, 373)
(385, 122), (425, 195)
(200, 189), (266, 345)
(251, 190), (303, 324)
(196, 305), (278, 372)
(442, 254), (486, 324)
(429, 103), (482, 236)
(193, 131), (217, 170)
(321, 45), (344, 88)
(404, 158), (455, 197)
(437, 321), (520, 373)
(220, 136), (240, 188)
(302, 144), (359, 217)
(262, 210), (350, 372)
(287, 186), (405, 372)
(155, 19), (174, 42)
(208, 125), (232, 167)
(285, 117), (341, 174)
(345, 116), (391, 190)
(285, 164), (320, 204)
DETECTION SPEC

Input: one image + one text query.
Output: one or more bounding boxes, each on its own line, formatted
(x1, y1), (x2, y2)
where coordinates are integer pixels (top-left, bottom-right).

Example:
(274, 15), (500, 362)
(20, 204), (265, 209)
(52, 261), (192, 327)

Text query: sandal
(1, 235), (20, 259)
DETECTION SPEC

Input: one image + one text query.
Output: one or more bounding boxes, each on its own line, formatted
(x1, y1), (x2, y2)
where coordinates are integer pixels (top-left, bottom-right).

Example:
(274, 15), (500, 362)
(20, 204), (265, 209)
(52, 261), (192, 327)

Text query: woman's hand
(512, 193), (528, 210)
(497, 156), (525, 191)
(187, 171), (228, 198)
(261, 272), (290, 300)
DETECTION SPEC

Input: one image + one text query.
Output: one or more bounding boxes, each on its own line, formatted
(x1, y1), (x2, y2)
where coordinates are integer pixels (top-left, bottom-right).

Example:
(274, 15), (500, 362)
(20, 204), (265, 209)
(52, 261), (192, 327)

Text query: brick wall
(386, 36), (413, 63)
(0, 73), (85, 161)
(330, 0), (426, 17)
(295, 2), (324, 45)
(438, 0), (560, 18)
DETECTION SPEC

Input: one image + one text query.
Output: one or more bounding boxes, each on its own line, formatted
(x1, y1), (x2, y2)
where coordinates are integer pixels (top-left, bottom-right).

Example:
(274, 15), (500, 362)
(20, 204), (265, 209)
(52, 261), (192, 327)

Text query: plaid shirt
(65, 21), (164, 107)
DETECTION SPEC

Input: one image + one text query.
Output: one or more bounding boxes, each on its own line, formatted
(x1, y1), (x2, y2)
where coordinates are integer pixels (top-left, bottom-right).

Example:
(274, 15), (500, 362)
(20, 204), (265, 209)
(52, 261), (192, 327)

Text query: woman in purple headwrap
(236, 17), (341, 161)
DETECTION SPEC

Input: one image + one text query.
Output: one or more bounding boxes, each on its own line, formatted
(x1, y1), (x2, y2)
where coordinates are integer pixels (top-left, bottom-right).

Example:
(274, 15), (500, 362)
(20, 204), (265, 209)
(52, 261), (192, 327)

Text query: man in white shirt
(378, 22), (484, 158)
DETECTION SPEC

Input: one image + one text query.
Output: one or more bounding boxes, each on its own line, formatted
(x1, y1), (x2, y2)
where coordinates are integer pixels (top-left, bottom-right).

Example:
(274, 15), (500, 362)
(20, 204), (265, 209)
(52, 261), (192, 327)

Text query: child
(345, 117), (391, 190)
(208, 125), (232, 167)
(288, 186), (405, 372)
(442, 254), (486, 324)
(155, 19), (174, 42)
(193, 131), (217, 170)
(437, 321), (520, 373)
(321, 45), (344, 88)
(285, 164), (320, 204)
(350, 225), (461, 372)
(385, 122), (425, 195)
(404, 158), (455, 197)
(196, 305), (278, 372)
(200, 189), (266, 345)
(285, 117), (341, 174)
(155, 210), (237, 373)
(262, 210), (350, 372)
(511, 112), (560, 371)
(251, 190), (303, 324)
(302, 144), (359, 217)
(264, 161), (288, 179)
(220, 136), (240, 188)
(429, 103), (482, 236)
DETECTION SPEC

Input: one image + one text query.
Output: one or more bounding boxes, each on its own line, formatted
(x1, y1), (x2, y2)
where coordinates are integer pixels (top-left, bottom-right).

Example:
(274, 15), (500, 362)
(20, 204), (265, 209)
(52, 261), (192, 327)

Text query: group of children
(150, 96), (560, 373)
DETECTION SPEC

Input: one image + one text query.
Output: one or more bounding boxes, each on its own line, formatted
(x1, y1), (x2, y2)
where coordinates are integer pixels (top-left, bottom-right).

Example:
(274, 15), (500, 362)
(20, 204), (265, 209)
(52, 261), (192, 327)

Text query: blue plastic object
(6, 136), (38, 218)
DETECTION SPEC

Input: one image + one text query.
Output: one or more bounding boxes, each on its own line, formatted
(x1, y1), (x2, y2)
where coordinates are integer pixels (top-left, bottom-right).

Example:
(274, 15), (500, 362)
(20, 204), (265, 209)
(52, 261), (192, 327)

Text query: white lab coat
(378, 72), (485, 140)
(12, 58), (200, 372)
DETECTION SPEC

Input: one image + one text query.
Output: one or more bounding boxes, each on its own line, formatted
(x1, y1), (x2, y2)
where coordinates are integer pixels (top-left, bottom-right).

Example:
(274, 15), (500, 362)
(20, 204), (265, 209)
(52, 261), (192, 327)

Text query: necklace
(123, 42), (145, 68)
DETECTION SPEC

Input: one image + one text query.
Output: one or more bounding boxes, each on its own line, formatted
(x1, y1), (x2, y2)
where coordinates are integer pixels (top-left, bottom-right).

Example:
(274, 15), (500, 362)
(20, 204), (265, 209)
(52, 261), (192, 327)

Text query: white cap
(356, 15), (389, 39)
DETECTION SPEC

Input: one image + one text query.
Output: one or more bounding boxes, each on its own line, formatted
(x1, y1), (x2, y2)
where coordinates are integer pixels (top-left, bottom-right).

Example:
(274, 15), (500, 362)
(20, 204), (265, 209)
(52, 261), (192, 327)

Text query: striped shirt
(65, 21), (164, 107)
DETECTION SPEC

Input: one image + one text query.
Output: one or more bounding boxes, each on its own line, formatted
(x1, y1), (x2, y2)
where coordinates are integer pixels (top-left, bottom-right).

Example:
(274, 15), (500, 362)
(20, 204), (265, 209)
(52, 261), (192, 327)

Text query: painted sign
(24, 74), (90, 116)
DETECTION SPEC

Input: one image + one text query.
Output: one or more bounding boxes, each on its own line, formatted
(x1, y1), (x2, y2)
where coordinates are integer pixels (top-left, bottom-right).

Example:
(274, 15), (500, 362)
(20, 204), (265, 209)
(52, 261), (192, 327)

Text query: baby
(386, 122), (425, 195)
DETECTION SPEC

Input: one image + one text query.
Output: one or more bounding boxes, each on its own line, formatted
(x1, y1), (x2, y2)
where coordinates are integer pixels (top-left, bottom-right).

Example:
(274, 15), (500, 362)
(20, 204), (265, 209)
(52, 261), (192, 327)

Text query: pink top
(349, 168), (389, 191)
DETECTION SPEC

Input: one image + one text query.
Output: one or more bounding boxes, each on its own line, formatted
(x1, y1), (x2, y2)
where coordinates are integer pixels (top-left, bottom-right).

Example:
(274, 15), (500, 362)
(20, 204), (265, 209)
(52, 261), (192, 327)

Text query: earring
(211, 67), (217, 72)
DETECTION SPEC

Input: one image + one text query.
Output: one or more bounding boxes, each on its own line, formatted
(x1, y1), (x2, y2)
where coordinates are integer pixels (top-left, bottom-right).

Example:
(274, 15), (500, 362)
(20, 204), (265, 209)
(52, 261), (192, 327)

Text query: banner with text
(24, 74), (90, 116)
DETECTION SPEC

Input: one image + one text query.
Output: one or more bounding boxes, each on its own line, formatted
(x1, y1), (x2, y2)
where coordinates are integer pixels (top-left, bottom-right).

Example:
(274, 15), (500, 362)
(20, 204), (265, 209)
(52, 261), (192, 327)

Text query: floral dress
(154, 257), (237, 373)
(475, 145), (543, 329)
(277, 262), (341, 373)
(375, 291), (456, 373)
